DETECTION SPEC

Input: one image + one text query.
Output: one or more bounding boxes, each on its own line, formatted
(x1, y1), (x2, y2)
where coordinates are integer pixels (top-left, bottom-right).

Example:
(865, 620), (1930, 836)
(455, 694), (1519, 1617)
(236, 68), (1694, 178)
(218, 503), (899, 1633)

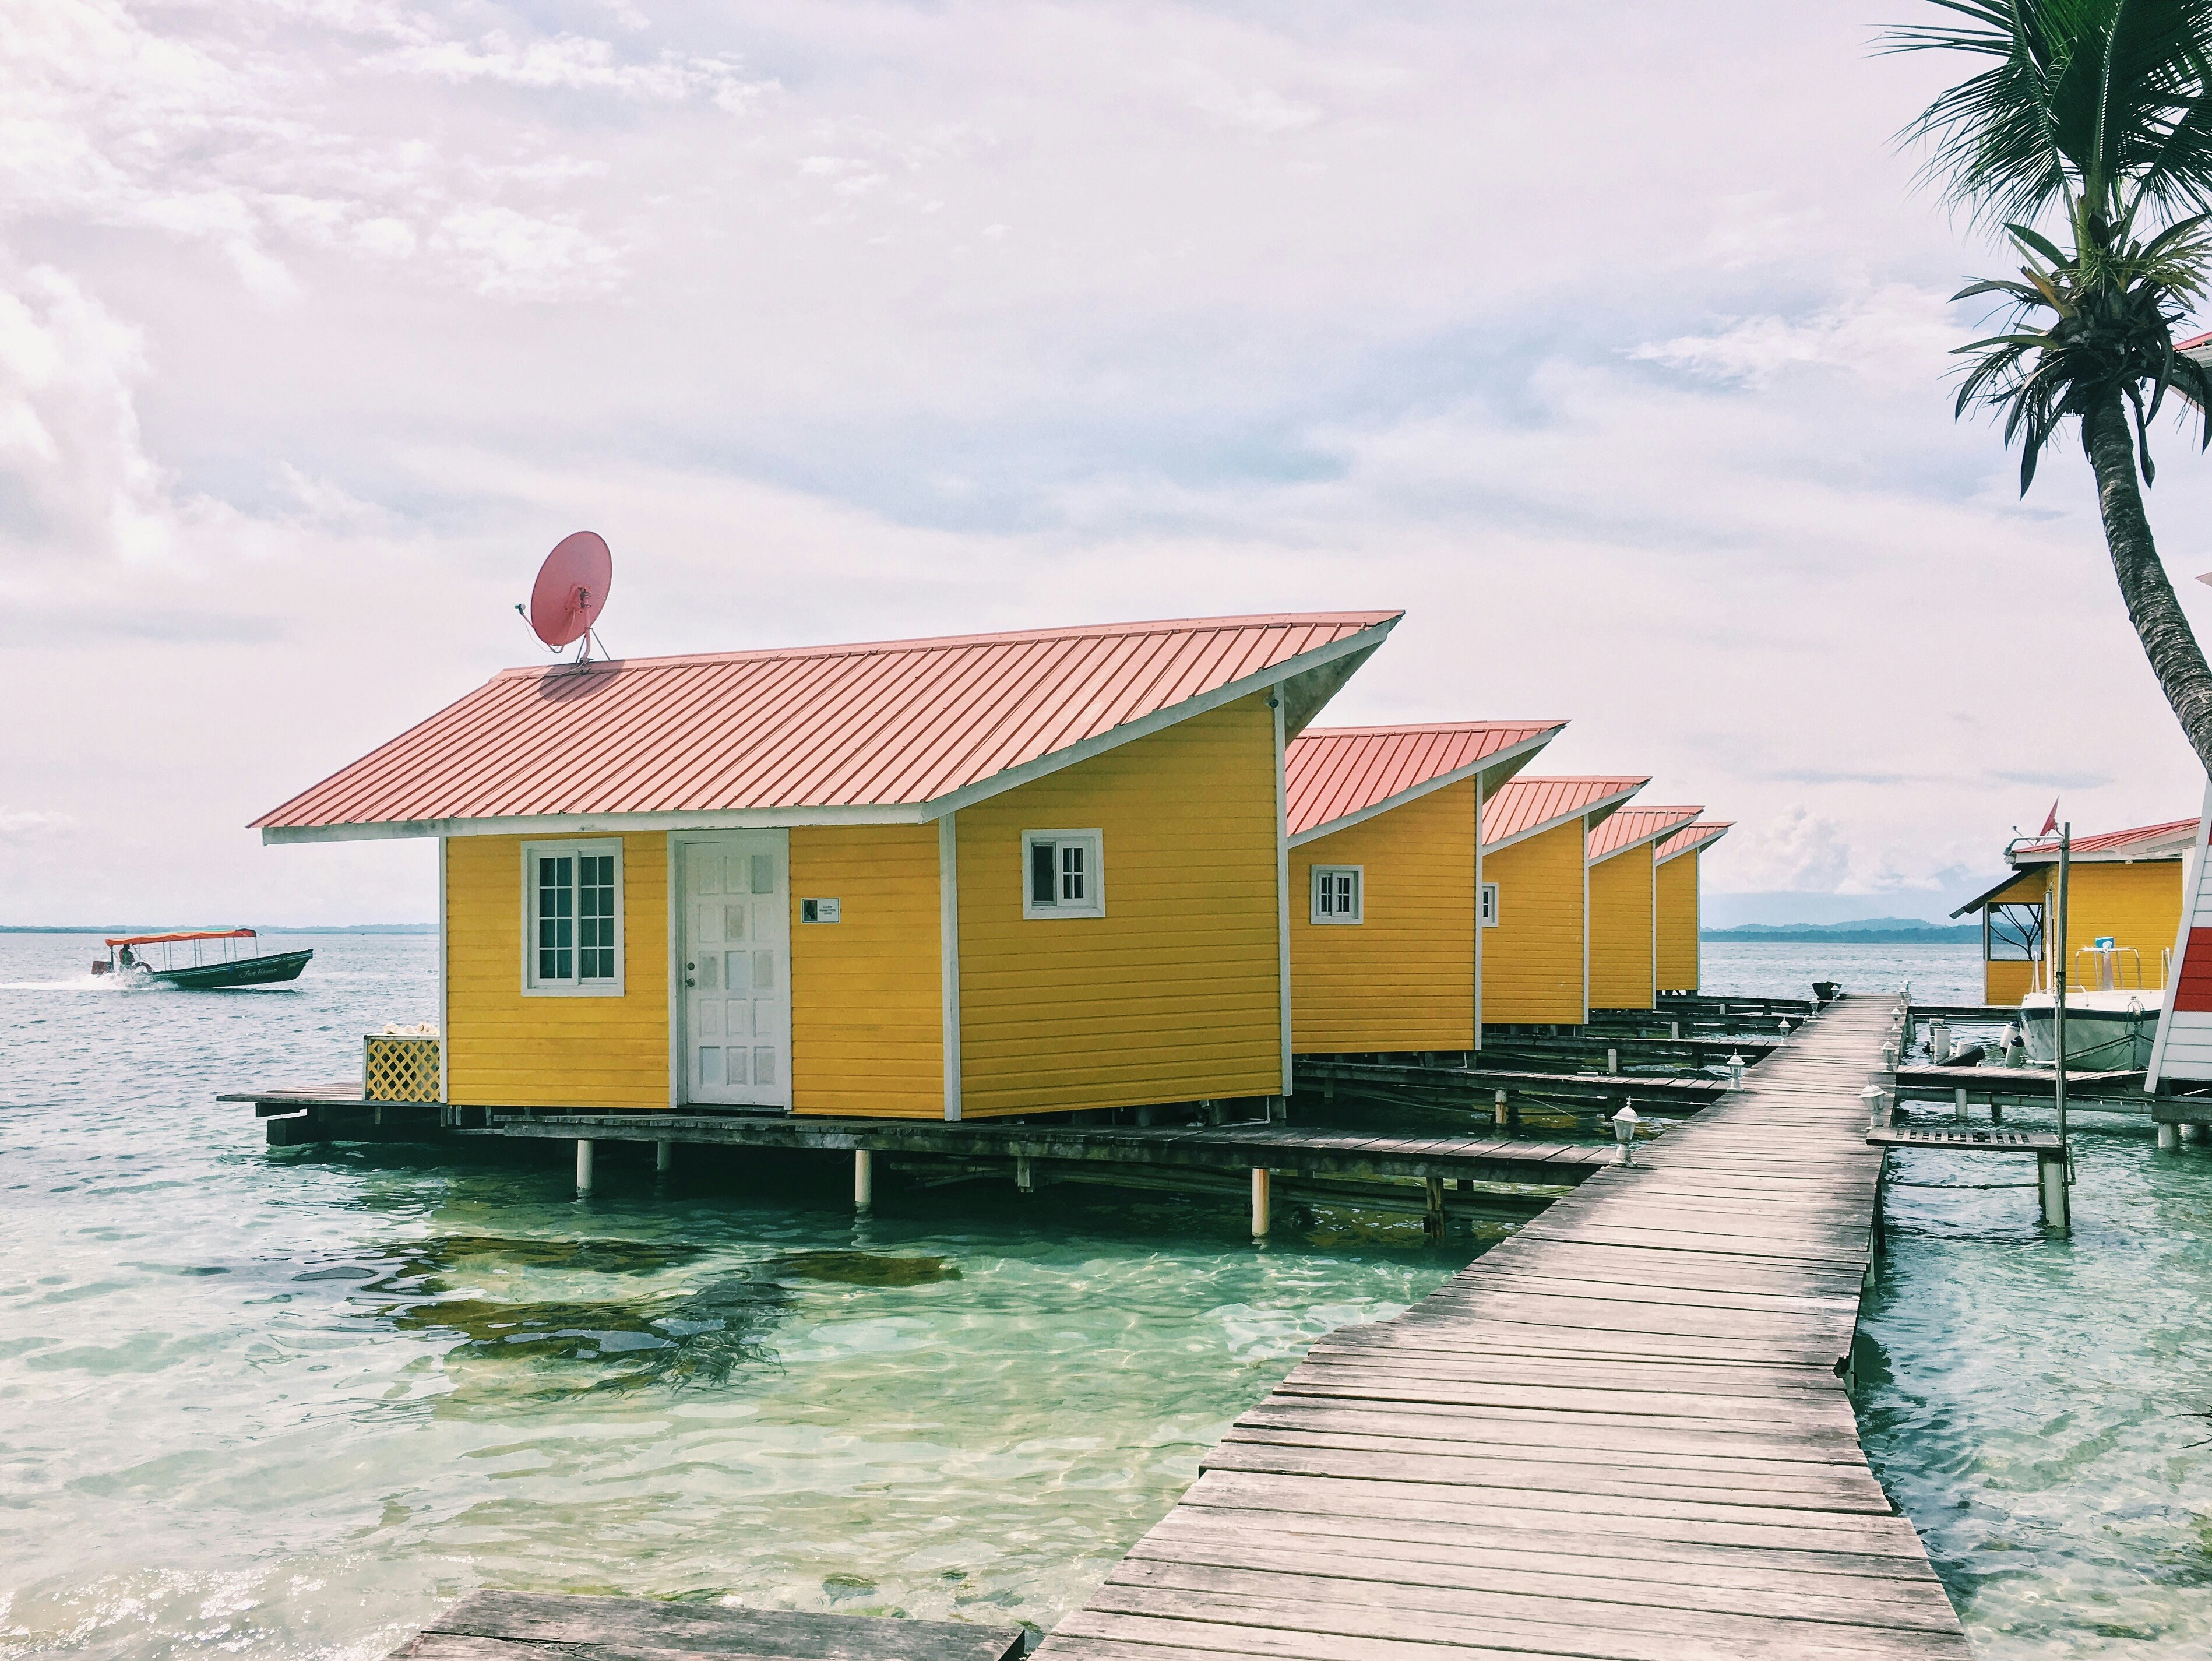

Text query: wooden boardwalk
(1038, 995), (1971, 1661)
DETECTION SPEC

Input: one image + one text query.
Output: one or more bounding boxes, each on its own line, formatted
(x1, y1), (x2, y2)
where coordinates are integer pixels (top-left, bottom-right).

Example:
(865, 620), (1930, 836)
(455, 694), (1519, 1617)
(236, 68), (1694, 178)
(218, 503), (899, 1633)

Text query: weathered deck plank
(1034, 997), (1967, 1660)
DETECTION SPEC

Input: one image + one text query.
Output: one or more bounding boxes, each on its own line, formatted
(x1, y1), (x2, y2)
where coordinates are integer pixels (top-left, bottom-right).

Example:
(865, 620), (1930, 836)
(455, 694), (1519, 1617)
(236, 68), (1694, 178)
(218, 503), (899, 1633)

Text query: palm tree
(1893, 1), (2212, 772)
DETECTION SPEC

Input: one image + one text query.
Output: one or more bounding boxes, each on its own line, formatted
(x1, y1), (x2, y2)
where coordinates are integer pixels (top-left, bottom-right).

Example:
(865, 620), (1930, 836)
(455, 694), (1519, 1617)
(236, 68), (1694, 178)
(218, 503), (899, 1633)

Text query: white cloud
(1728, 807), (1855, 894)
(0, 808), (78, 841)
(1629, 284), (1961, 392)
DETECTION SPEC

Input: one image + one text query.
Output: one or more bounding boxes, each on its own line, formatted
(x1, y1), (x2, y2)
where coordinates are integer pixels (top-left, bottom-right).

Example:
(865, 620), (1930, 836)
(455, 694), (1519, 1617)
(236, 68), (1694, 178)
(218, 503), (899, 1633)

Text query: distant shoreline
(1703, 930), (1977, 945)
(0, 924), (437, 935)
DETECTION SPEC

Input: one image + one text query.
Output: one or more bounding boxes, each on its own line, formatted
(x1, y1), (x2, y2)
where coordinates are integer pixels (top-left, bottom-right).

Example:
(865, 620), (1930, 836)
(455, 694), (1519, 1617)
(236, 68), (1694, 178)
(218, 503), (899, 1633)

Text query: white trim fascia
(1285, 726), (1562, 849)
(1588, 815), (1702, 868)
(940, 812), (963, 1121)
(263, 801), (936, 846)
(1649, 851), (1659, 1005)
(2145, 780), (2212, 1088)
(1274, 694), (1292, 1096)
(259, 620), (1399, 849)
(1480, 784), (1646, 858)
(436, 836), (450, 1107)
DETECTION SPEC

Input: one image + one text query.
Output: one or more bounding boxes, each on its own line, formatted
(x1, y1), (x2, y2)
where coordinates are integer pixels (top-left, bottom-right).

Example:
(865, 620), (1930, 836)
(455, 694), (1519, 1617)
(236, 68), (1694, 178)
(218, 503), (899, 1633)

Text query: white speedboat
(2017, 987), (2161, 1070)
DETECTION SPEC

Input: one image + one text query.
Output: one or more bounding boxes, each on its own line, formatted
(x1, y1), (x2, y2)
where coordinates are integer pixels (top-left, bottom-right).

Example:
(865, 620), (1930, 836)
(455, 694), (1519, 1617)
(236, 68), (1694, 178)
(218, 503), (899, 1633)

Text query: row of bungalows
(254, 609), (1727, 1124)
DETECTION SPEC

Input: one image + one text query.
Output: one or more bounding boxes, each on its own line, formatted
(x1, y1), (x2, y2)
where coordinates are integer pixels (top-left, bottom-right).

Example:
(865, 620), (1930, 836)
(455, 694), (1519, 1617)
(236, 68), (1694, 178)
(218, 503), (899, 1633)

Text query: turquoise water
(0, 933), (1466, 1656)
(3, 934), (2207, 1658)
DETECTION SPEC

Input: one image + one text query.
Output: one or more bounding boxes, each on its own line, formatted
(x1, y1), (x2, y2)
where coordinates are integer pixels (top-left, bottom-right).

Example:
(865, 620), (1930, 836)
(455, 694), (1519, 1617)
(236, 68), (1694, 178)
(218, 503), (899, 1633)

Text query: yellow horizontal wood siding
(1981, 870), (2048, 1005)
(790, 824), (943, 1118)
(2058, 861), (2182, 991)
(1290, 777), (1475, 1053)
(1480, 818), (1586, 1025)
(955, 694), (1283, 1116)
(1984, 960), (2036, 1006)
(1654, 851), (1700, 993)
(1588, 845), (1656, 1012)
(446, 832), (668, 1109)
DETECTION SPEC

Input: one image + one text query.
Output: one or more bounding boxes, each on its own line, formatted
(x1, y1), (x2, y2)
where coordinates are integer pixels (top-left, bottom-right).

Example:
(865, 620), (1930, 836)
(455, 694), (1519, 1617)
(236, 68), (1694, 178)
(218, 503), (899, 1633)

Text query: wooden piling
(654, 1139), (672, 1174)
(1250, 1167), (1270, 1238)
(854, 1149), (873, 1210)
(574, 1139), (594, 1195)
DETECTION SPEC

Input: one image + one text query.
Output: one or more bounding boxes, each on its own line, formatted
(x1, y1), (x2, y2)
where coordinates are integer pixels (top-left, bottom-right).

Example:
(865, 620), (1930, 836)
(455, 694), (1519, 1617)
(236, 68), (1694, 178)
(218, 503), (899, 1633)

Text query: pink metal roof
(1589, 804), (1703, 863)
(1657, 820), (1733, 864)
(256, 611), (1400, 833)
(2010, 817), (2198, 863)
(1285, 721), (1565, 837)
(1483, 776), (1649, 850)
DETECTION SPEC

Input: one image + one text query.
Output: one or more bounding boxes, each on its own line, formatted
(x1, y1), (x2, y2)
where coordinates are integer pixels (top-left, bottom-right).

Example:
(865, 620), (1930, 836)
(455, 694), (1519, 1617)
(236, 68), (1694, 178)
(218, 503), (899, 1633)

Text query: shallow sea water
(2, 935), (2207, 1658)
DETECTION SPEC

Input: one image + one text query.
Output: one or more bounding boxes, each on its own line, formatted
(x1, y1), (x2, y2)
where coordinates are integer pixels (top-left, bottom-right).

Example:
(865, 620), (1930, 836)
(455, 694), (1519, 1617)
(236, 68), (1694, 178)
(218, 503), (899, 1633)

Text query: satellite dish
(524, 531), (612, 659)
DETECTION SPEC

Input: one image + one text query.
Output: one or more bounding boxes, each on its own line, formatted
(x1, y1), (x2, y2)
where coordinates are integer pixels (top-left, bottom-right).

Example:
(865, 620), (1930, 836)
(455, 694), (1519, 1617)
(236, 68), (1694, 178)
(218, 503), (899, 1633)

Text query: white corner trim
(1287, 727), (1560, 849)
(666, 831), (683, 1109)
(940, 812), (963, 1121)
(1275, 695), (1292, 1095)
(437, 836), (450, 1106)
(1471, 777), (1482, 1050)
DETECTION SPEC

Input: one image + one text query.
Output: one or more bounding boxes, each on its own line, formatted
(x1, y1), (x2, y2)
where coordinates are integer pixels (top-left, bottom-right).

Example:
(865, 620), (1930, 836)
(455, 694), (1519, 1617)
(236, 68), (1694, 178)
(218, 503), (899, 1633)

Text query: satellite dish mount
(519, 531), (614, 667)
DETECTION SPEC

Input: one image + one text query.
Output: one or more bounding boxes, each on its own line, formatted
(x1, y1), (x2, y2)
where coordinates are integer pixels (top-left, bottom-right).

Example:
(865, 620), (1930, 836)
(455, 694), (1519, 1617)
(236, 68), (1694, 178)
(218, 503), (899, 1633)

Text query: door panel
(679, 833), (791, 1108)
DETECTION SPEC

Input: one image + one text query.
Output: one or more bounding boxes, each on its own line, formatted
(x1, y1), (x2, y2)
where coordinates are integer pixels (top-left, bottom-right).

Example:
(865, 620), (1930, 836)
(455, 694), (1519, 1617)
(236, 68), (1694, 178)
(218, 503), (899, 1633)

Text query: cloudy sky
(6, 1), (2211, 927)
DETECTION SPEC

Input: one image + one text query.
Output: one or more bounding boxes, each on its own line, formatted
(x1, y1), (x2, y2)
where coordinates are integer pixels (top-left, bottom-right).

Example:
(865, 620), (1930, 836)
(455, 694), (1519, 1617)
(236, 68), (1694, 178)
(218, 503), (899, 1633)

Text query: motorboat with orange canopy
(93, 930), (313, 989)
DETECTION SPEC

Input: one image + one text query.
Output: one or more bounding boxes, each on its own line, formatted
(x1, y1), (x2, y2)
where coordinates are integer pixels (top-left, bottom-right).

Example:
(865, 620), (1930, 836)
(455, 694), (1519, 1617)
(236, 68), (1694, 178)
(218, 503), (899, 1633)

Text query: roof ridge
(492, 609), (1404, 681)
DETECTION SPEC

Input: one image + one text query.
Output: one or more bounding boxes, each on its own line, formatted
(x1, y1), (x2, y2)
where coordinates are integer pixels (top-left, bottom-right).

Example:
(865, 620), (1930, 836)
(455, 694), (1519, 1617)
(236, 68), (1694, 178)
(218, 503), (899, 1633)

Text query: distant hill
(1703, 919), (1977, 945)
(0, 924), (436, 934)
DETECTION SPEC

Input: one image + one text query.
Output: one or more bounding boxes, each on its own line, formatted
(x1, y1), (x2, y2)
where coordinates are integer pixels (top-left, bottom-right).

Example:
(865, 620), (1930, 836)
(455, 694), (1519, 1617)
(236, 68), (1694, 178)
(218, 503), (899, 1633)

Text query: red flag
(2040, 800), (2059, 836)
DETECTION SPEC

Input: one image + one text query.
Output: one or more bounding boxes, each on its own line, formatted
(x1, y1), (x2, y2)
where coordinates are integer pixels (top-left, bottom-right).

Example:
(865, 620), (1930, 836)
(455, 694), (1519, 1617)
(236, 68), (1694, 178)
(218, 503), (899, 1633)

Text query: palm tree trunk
(2081, 390), (2212, 776)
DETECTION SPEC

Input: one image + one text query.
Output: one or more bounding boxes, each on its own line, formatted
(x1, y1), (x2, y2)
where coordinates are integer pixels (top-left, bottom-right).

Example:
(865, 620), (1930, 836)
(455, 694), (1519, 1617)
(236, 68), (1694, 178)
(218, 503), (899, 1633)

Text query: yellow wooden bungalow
(1281, 720), (1567, 1054)
(253, 611), (1400, 1121)
(1478, 776), (1649, 1029)
(1653, 821), (1732, 995)
(1584, 804), (1702, 1013)
(1952, 816), (2194, 1005)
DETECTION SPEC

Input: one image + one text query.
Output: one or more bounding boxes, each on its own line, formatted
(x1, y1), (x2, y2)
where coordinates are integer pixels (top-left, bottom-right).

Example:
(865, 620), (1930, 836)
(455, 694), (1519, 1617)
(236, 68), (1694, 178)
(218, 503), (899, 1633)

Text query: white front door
(678, 832), (792, 1109)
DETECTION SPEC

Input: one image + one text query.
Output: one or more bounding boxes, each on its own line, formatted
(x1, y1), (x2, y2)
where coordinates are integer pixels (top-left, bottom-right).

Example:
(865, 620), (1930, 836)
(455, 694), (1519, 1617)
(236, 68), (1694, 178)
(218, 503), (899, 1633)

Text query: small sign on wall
(800, 898), (841, 924)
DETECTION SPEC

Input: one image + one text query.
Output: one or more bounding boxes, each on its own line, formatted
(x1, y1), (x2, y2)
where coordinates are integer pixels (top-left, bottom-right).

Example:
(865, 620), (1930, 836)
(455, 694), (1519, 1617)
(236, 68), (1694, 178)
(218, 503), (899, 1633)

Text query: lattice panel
(364, 1035), (441, 1103)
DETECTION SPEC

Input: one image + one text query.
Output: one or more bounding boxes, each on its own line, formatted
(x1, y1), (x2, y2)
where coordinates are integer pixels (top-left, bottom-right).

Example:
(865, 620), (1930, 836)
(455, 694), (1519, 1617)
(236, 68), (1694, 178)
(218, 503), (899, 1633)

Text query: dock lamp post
(1611, 1104), (1640, 1164)
(1861, 1084), (1889, 1132)
(1727, 1053), (1745, 1090)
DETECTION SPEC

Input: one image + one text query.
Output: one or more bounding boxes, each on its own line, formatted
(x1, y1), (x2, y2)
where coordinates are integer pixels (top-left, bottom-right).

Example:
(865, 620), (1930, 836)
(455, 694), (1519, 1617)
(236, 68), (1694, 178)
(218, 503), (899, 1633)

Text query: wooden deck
(1037, 995), (1971, 1661)
(394, 1589), (1024, 1660)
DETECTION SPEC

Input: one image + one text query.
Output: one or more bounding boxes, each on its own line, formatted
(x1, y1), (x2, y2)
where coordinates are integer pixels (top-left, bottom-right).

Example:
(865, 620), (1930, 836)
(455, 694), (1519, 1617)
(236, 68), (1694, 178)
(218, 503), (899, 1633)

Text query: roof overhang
(1655, 824), (1732, 867)
(1588, 808), (1703, 867)
(1949, 868), (2047, 918)
(262, 613), (1400, 846)
(1286, 723), (1565, 849)
(1481, 780), (1647, 858)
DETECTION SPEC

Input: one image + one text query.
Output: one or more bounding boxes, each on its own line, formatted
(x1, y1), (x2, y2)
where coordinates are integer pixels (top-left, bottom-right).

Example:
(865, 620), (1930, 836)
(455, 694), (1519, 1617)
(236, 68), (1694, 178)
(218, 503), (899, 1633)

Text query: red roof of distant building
(1285, 721), (1565, 839)
(1656, 820), (1733, 864)
(2010, 817), (2198, 863)
(255, 611), (1400, 838)
(1483, 776), (1649, 852)
(1589, 805), (1702, 863)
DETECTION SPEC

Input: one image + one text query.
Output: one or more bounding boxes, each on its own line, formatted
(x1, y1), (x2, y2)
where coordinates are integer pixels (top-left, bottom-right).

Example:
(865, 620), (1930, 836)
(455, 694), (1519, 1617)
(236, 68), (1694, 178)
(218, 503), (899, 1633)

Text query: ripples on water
(1704, 944), (2212, 1659)
(6, 936), (2209, 1659)
(0, 933), (1471, 1657)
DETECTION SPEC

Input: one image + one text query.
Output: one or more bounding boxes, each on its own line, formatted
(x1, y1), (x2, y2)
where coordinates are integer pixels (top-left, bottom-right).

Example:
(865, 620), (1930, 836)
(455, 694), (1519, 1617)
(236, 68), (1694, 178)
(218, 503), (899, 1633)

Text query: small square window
(1023, 830), (1105, 919)
(1311, 865), (1363, 925)
(1480, 882), (1499, 928)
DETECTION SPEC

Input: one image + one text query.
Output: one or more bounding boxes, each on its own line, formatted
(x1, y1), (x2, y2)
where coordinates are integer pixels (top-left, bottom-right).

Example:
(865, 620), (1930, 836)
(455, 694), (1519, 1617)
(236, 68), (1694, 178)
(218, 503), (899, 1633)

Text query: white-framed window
(1480, 882), (1499, 928)
(522, 840), (624, 994)
(1023, 829), (1105, 919)
(1311, 865), (1363, 925)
